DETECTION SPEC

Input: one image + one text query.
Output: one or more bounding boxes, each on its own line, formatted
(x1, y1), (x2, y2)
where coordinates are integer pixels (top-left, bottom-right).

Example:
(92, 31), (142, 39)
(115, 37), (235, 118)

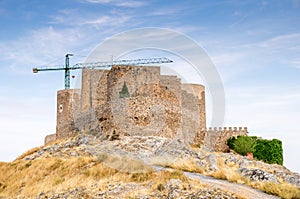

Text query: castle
(45, 65), (247, 152)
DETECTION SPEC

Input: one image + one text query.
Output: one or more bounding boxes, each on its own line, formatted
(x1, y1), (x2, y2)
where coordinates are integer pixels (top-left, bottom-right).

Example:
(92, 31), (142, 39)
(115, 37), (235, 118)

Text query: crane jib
(33, 56), (173, 89)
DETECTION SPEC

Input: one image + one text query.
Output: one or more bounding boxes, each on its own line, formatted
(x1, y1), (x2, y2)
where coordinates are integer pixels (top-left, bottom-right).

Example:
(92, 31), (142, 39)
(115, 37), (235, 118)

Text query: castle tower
(53, 65), (207, 144)
(56, 89), (79, 139)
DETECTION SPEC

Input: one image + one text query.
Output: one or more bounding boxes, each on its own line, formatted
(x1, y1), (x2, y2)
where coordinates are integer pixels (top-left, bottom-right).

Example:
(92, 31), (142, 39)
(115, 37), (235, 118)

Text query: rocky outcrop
(36, 179), (240, 199)
(219, 152), (300, 187)
(238, 168), (278, 183)
(21, 134), (300, 189)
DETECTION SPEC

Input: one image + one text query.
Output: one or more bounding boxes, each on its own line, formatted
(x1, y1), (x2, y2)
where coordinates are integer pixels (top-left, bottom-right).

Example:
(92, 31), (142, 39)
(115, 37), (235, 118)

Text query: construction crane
(33, 54), (173, 89)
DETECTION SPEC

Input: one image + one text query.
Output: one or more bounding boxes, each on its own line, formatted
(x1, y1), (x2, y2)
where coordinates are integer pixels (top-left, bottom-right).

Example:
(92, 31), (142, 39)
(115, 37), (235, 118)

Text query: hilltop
(0, 134), (299, 199)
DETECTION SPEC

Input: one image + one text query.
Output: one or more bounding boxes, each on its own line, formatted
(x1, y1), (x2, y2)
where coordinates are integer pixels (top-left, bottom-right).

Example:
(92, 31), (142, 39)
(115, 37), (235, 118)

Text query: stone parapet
(195, 127), (248, 152)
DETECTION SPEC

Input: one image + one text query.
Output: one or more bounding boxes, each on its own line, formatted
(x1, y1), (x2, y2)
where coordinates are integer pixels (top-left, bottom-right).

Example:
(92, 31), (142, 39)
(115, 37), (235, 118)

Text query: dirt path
(184, 171), (279, 199)
(154, 166), (279, 199)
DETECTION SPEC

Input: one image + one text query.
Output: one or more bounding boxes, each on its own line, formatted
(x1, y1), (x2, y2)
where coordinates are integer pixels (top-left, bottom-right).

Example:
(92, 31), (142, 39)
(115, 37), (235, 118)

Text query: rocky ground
(35, 179), (240, 199)
(22, 134), (300, 187)
(2, 133), (299, 198)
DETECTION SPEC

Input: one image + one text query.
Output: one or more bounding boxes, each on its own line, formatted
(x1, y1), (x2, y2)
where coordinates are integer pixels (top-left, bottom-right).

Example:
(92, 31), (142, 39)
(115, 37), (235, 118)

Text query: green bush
(232, 136), (257, 156)
(254, 139), (283, 165)
(227, 136), (236, 150)
(226, 136), (283, 165)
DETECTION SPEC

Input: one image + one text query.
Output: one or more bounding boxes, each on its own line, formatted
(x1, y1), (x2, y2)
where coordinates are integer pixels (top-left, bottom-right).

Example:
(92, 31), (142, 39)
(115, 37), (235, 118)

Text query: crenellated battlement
(194, 127), (248, 152)
(201, 127), (248, 132)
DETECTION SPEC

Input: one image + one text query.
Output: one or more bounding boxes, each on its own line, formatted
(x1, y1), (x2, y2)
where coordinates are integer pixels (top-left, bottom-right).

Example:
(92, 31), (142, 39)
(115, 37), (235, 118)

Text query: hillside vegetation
(0, 134), (299, 199)
(0, 156), (241, 198)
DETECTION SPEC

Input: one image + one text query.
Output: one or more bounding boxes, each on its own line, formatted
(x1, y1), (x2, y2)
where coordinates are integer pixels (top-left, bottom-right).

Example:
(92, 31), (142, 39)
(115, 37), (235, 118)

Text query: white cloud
(82, 0), (146, 8)
(148, 3), (196, 17)
(172, 25), (202, 34)
(116, 1), (146, 8)
(0, 26), (87, 73)
(258, 33), (300, 50)
(82, 15), (110, 25)
(50, 9), (131, 27)
(208, 49), (261, 84)
(290, 60), (300, 68)
(48, 8), (135, 38)
(150, 7), (183, 16)
(84, 0), (110, 3)
(81, 15), (131, 29)
(0, 11), (134, 74)
(49, 9), (79, 25)
(208, 33), (300, 57)
(211, 52), (243, 66)
(200, 31), (300, 84)
(229, 11), (252, 28)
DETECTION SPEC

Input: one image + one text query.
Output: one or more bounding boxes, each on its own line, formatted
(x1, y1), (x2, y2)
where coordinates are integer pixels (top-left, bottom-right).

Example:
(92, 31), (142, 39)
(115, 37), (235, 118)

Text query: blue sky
(0, 0), (299, 172)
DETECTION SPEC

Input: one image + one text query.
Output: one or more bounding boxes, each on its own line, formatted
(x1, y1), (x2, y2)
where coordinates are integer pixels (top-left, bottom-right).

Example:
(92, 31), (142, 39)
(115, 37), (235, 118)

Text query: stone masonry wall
(56, 89), (80, 139)
(51, 65), (248, 151)
(110, 66), (196, 139)
(80, 68), (108, 112)
(195, 127), (248, 152)
(53, 65), (207, 143)
(181, 84), (206, 130)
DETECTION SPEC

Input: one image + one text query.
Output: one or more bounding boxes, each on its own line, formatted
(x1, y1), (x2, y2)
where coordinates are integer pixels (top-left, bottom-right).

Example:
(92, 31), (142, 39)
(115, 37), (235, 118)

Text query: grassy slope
(1, 157), (113, 197)
(0, 156), (204, 198)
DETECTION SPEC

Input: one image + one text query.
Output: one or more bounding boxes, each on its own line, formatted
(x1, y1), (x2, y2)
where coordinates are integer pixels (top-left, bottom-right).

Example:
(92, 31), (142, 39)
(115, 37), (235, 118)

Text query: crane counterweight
(33, 68), (38, 73)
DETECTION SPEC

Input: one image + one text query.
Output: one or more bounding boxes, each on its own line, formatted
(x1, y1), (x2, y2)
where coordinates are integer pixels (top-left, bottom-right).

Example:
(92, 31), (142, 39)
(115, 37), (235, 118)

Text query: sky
(0, 0), (299, 172)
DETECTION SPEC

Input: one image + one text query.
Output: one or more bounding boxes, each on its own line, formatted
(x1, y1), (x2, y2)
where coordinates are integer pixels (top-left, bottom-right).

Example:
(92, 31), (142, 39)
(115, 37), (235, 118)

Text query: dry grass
(14, 146), (44, 161)
(96, 152), (153, 174)
(150, 156), (204, 173)
(210, 158), (300, 199)
(124, 169), (203, 198)
(211, 164), (253, 196)
(14, 138), (65, 161)
(0, 154), (205, 198)
(251, 181), (300, 199)
(210, 158), (250, 184)
(0, 155), (154, 198)
(3, 147), (299, 199)
(156, 169), (188, 183)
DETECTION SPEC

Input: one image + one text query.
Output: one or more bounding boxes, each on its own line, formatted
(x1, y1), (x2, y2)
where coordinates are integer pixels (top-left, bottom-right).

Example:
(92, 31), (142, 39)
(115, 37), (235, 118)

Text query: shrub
(226, 136), (283, 165)
(233, 136), (257, 156)
(227, 136), (236, 150)
(254, 139), (283, 165)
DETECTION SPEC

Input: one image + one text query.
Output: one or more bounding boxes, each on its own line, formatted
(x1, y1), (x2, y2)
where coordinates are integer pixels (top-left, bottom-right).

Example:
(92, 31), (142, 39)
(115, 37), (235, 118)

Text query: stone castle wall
(194, 127), (248, 152)
(56, 89), (79, 139)
(49, 65), (247, 152)
(55, 66), (206, 142)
